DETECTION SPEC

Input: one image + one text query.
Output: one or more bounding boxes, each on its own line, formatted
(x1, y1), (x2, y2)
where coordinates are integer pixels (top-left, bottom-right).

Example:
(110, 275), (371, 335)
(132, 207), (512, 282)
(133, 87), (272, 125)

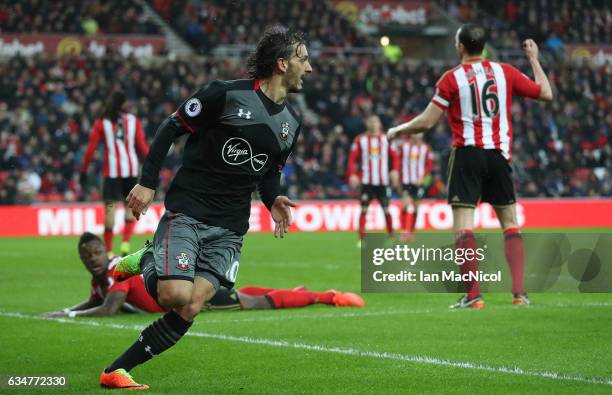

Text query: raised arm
(522, 39), (553, 101)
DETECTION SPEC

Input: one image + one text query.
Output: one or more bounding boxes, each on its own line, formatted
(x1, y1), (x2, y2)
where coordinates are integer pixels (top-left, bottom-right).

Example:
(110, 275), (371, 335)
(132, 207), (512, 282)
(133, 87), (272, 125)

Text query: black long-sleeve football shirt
(140, 79), (301, 235)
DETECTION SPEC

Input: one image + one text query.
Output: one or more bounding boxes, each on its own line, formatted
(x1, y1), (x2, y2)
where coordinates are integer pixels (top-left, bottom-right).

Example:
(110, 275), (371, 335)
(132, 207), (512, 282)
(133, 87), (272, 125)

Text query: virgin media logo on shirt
(222, 137), (268, 172)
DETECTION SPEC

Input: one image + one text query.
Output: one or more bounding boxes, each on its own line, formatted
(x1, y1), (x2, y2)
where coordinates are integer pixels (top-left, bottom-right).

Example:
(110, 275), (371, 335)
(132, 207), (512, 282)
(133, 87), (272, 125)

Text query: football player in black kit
(100, 26), (312, 390)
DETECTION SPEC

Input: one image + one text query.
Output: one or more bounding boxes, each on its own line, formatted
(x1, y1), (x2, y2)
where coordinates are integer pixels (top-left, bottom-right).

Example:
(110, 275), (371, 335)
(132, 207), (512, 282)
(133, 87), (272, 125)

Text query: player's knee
(494, 206), (519, 230)
(158, 286), (191, 308)
(500, 217), (519, 231)
(176, 302), (201, 321)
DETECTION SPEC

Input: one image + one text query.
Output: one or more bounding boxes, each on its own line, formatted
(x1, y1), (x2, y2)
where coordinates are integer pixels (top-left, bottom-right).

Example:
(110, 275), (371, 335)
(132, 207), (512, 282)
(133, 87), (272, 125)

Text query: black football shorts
(361, 185), (390, 207)
(446, 146), (516, 207)
(102, 177), (137, 202)
(402, 184), (426, 200)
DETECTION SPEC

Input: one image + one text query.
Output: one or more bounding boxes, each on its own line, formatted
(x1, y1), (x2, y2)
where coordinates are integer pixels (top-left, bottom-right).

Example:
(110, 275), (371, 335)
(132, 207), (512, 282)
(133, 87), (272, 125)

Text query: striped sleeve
(503, 64), (542, 100)
(431, 71), (454, 110)
(80, 119), (103, 173)
(346, 136), (361, 180)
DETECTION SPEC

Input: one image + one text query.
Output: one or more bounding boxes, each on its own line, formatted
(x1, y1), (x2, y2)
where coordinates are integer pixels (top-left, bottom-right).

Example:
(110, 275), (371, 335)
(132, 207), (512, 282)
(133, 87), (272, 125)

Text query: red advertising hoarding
(0, 33), (166, 58)
(0, 199), (610, 237)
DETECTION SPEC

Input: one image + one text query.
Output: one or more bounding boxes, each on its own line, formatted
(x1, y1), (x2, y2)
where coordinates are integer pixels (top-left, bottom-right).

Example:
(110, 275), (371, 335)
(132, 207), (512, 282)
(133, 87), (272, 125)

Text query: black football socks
(105, 310), (193, 373)
(140, 252), (159, 302)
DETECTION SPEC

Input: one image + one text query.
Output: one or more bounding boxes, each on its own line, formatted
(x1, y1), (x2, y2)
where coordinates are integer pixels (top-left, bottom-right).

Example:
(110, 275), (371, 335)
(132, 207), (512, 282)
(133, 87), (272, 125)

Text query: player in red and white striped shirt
(388, 24), (553, 308)
(80, 92), (149, 256)
(347, 114), (399, 245)
(393, 133), (433, 240)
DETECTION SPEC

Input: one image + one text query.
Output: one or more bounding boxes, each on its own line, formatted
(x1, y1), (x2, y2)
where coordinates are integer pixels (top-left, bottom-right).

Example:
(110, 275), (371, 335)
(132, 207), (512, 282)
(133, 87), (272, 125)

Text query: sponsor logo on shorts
(175, 253), (191, 271)
(221, 137), (268, 172)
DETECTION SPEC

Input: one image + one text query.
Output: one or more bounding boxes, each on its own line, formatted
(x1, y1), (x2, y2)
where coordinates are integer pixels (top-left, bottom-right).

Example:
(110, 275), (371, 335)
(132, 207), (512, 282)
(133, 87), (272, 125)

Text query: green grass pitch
(1, 232), (611, 394)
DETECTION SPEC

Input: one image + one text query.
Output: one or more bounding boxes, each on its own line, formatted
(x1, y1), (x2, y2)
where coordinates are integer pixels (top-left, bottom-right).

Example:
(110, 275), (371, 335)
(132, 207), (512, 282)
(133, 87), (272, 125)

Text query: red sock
(103, 228), (113, 251)
(404, 211), (413, 233)
(400, 208), (407, 230)
(410, 207), (418, 233)
(504, 228), (525, 294)
(358, 213), (366, 240)
(238, 286), (277, 296)
(123, 219), (136, 242)
(384, 213), (393, 235)
(267, 290), (335, 309)
(456, 230), (480, 298)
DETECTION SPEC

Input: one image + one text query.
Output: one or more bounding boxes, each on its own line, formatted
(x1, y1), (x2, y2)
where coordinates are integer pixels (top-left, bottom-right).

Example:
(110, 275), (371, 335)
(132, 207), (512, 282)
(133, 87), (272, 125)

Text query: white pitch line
(200, 308), (434, 324)
(1, 311), (610, 387)
(198, 301), (612, 324)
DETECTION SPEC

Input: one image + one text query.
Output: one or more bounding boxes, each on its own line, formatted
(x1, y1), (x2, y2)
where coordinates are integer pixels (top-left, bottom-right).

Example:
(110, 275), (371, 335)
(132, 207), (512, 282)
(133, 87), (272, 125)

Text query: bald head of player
(78, 232), (108, 277)
(247, 25), (313, 102)
(455, 24), (486, 59)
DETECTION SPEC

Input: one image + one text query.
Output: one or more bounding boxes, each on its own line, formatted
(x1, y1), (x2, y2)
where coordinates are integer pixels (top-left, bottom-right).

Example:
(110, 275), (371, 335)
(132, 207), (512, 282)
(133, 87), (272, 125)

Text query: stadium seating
(148, 0), (373, 54)
(0, 51), (609, 204)
(0, 0), (160, 34)
(0, 0), (609, 204)
(441, 0), (611, 51)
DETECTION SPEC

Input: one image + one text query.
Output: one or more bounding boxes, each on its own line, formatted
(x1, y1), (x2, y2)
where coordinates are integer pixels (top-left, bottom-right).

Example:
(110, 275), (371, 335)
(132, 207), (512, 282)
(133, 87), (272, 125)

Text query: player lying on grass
(41, 233), (365, 318)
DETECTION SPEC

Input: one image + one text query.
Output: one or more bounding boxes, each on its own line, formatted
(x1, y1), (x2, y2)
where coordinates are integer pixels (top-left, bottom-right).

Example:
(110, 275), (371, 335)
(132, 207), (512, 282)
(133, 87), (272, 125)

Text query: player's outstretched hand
(387, 126), (400, 140)
(40, 310), (68, 318)
(126, 184), (155, 220)
(271, 196), (296, 238)
(522, 39), (539, 61)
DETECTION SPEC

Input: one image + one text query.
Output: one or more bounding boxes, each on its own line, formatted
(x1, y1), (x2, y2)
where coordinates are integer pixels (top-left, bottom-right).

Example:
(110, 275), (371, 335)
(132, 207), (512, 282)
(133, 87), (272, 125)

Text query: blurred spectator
(0, 0), (160, 35)
(441, 0), (611, 53)
(546, 32), (565, 57)
(149, 0), (373, 54)
(14, 168), (41, 204)
(0, 8), (609, 204)
(2, 51), (611, 203)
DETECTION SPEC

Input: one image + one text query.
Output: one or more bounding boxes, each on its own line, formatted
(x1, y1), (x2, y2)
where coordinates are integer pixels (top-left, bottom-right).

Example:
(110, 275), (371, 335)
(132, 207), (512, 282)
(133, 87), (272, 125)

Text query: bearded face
(283, 44), (312, 93)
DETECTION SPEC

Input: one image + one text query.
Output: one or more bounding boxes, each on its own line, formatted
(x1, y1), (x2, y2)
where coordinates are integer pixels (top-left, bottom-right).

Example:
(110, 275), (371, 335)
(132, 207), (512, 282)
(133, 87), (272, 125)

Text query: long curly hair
(101, 91), (126, 121)
(247, 25), (306, 79)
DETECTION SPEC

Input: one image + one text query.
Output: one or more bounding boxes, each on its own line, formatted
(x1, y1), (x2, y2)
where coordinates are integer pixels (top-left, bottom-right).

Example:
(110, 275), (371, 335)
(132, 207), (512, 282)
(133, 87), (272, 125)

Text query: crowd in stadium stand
(0, 0), (160, 35)
(0, 50), (609, 204)
(441, 0), (611, 54)
(148, 0), (372, 54)
(0, 0), (610, 204)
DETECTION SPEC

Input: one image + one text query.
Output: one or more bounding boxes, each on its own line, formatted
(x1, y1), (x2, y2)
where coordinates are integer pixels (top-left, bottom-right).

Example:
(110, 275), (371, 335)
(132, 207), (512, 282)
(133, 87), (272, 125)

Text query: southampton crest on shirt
(279, 122), (290, 141)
